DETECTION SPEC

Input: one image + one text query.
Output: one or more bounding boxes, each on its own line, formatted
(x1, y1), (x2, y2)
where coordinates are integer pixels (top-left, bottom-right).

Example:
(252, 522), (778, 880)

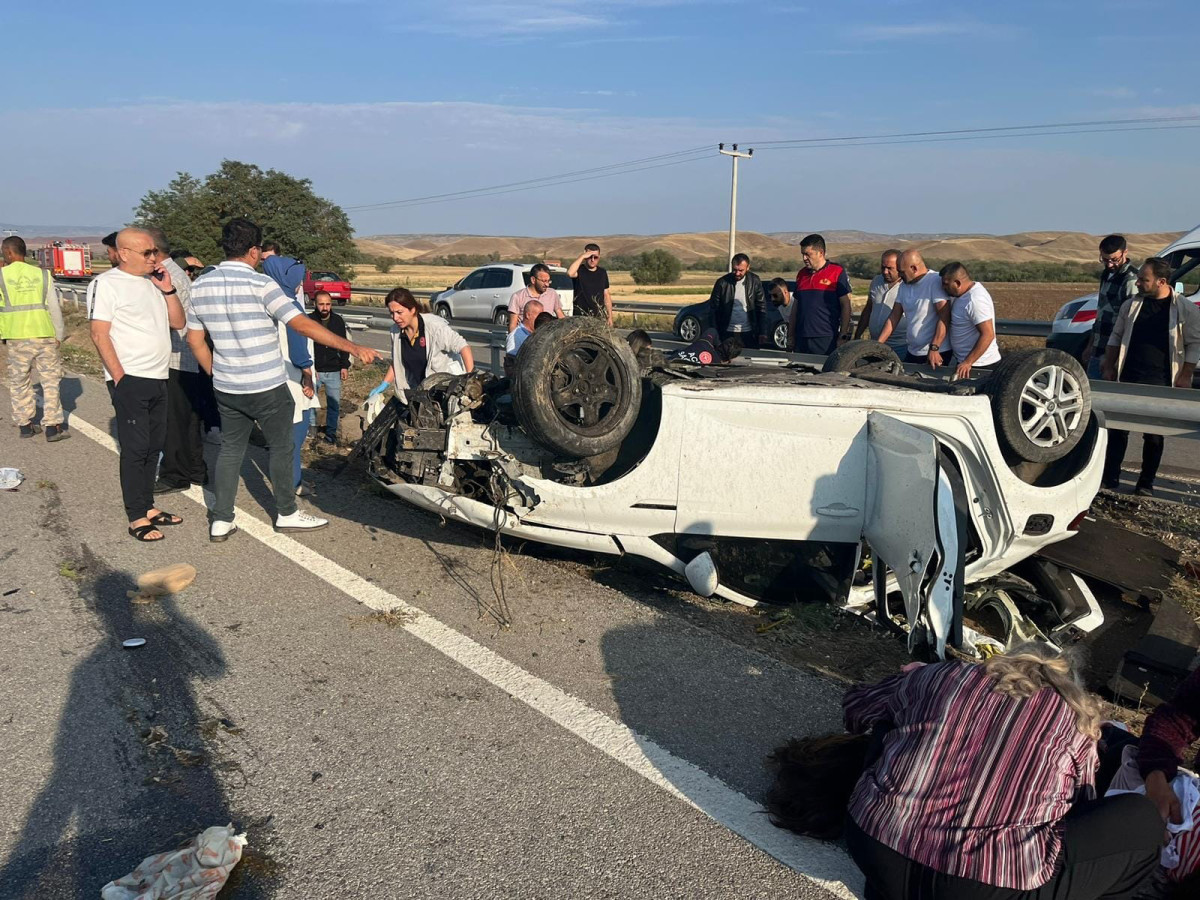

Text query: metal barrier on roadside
(50, 278), (1195, 437)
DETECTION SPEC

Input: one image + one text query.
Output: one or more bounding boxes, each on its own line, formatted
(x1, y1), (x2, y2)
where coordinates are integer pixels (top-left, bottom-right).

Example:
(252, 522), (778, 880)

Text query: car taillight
(1071, 309), (1097, 324)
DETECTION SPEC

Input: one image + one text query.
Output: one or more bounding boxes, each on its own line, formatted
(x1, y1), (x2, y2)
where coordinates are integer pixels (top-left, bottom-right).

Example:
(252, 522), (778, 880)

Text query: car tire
(772, 321), (789, 351)
(822, 340), (903, 374)
(985, 348), (1091, 464)
(493, 308), (508, 327)
(678, 314), (701, 342)
(436, 303), (452, 321)
(512, 317), (642, 458)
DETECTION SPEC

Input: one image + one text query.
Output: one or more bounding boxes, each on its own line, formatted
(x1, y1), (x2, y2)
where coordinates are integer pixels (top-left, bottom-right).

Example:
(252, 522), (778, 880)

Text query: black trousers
(159, 369), (208, 488)
(107, 375), (168, 523)
(845, 793), (1162, 900)
(1103, 429), (1164, 489)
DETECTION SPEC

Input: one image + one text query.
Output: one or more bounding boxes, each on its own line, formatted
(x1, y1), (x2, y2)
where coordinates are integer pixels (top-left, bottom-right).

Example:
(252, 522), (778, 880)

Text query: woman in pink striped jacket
(843, 644), (1164, 900)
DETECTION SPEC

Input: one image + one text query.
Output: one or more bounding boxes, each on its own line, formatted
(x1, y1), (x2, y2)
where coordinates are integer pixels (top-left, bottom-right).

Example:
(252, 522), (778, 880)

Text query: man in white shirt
(877, 250), (949, 366)
(854, 249), (907, 353)
(89, 228), (187, 542)
(940, 262), (1002, 379)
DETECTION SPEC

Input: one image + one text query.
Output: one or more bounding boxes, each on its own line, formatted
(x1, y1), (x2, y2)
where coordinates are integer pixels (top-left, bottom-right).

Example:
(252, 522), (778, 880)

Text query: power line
(346, 145), (713, 211)
(755, 122), (1200, 153)
(363, 155), (713, 212)
(749, 113), (1200, 148)
(346, 113), (1200, 216)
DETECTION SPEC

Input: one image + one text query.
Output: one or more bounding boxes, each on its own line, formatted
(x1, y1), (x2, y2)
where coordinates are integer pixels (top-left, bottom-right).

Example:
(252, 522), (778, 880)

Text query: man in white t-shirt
(940, 262), (1002, 379)
(877, 249), (949, 366)
(89, 228), (187, 543)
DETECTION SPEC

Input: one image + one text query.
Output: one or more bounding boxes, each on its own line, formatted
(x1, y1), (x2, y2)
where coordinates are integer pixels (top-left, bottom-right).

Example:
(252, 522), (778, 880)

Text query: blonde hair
(983, 642), (1101, 740)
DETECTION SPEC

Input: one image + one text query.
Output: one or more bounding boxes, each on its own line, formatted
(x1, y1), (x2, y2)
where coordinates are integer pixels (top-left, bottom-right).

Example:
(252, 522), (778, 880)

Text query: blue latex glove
(367, 381), (391, 399)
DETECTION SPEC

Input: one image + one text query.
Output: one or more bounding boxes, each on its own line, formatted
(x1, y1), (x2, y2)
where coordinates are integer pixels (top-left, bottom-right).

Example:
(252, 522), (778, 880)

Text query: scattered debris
(2, 588), (19, 596)
(58, 561), (83, 580)
(1039, 516), (1181, 605)
(100, 823), (246, 900)
(350, 607), (415, 629)
(127, 563), (197, 604)
(0, 468), (23, 491)
(122, 638), (147, 649)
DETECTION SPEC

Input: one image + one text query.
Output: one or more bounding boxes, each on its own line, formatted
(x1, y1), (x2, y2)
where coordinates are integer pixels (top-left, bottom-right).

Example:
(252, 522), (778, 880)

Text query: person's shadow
(0, 559), (273, 897)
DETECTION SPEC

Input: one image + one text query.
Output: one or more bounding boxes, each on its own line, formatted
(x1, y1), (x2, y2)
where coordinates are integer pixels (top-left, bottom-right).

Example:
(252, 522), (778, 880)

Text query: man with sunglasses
(89, 228), (187, 542)
(1085, 234), (1139, 379)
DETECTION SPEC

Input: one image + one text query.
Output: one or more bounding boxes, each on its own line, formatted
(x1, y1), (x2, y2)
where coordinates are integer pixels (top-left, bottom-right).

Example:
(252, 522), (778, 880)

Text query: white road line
(69, 413), (863, 899)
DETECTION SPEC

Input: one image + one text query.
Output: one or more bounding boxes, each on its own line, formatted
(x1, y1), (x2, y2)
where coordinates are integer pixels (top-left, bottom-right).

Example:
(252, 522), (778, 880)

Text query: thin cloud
(852, 22), (1000, 41)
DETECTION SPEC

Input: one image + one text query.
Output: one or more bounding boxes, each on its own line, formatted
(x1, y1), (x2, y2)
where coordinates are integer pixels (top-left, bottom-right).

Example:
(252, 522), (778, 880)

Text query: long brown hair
(384, 287), (419, 312)
(984, 643), (1101, 739)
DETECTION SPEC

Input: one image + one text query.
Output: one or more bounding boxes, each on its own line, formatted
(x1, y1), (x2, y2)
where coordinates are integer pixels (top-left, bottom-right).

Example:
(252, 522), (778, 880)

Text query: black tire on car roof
(822, 339), (904, 374)
(512, 317), (642, 458)
(984, 348), (1091, 464)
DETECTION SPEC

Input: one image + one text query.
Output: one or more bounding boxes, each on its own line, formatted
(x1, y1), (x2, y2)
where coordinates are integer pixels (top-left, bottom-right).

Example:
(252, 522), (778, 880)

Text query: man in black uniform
(307, 290), (351, 444)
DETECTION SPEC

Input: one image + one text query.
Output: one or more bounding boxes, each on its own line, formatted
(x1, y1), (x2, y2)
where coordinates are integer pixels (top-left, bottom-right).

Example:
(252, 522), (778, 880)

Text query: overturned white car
(353, 319), (1105, 658)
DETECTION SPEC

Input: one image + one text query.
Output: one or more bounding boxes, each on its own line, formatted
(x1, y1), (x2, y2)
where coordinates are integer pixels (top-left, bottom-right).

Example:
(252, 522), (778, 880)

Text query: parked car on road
(673, 280), (795, 351)
(429, 263), (574, 325)
(303, 270), (352, 305)
(354, 325), (1104, 660)
(1047, 224), (1200, 360)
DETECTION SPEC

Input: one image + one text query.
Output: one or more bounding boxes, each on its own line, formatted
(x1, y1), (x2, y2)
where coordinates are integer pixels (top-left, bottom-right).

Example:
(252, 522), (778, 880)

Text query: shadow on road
(0, 557), (274, 898)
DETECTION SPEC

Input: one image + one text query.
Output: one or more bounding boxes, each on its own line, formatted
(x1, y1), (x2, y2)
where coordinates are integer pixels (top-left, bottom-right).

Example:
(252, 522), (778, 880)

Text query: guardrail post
(491, 334), (505, 374)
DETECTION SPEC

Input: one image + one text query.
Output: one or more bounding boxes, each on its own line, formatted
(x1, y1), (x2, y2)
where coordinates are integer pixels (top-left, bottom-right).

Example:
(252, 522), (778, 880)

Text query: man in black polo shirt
(1101, 257), (1200, 495)
(568, 242), (612, 325)
(307, 290), (350, 444)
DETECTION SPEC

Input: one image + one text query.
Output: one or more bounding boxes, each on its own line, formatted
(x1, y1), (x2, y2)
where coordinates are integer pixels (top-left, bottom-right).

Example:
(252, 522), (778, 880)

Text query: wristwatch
(163, 288), (178, 296)
(929, 343), (940, 352)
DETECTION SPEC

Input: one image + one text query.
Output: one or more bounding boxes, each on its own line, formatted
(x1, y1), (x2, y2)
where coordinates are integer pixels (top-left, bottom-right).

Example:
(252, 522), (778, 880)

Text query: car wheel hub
(1018, 365), (1084, 447)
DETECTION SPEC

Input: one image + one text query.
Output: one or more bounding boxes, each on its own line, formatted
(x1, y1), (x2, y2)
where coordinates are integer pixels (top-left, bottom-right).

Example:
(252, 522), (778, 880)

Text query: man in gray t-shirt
(855, 249), (906, 353)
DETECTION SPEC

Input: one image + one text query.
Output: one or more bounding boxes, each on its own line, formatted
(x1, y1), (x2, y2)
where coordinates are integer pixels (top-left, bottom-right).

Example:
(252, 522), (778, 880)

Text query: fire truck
(35, 241), (93, 280)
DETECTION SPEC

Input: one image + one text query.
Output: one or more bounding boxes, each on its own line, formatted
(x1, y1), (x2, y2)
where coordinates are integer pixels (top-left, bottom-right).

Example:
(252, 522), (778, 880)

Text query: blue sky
(4, 0), (1198, 237)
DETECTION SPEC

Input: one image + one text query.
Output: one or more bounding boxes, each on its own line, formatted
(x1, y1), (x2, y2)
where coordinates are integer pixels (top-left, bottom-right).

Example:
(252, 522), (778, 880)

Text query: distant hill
(357, 229), (1187, 266)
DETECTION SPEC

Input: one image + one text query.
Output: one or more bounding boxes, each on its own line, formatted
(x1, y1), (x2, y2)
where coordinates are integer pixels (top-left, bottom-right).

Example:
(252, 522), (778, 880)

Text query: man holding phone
(89, 228), (188, 542)
(567, 242), (612, 326)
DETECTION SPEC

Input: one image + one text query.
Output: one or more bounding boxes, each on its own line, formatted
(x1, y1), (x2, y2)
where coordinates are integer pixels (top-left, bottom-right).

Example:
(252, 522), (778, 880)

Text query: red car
(302, 270), (352, 305)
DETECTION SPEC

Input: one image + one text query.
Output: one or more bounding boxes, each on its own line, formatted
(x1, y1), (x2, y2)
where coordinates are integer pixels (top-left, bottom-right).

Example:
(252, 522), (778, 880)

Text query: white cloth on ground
(1106, 744), (1200, 871)
(100, 823), (246, 899)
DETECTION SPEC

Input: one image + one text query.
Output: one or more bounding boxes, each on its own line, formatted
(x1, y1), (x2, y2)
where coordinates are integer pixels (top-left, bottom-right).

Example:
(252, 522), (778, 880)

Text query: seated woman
(369, 288), (475, 399)
(840, 644), (1163, 900)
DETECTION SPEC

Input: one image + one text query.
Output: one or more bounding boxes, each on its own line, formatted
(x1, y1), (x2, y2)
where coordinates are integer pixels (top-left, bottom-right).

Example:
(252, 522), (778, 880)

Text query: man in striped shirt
(186, 218), (380, 542)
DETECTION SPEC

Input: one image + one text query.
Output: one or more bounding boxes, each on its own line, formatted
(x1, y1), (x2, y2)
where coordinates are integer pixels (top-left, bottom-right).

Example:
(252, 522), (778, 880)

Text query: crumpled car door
(863, 412), (964, 657)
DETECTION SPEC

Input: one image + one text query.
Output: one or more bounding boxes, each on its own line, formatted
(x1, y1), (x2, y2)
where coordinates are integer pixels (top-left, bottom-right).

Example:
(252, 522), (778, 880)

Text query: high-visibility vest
(0, 261), (54, 340)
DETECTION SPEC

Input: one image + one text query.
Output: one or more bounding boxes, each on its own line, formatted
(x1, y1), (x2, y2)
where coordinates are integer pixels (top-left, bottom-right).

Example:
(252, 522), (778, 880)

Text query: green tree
(630, 249), (682, 285)
(375, 256), (398, 274)
(133, 160), (359, 274)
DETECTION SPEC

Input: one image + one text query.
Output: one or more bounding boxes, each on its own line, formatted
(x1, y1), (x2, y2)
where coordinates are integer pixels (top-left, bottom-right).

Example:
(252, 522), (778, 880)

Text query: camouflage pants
(6, 337), (63, 427)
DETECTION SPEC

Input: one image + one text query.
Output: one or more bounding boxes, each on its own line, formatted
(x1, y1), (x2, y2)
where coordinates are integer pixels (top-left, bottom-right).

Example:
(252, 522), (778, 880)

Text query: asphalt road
(0, 370), (859, 899)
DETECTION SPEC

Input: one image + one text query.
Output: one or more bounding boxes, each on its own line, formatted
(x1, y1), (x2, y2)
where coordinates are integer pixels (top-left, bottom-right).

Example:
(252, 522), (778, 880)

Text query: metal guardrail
(51, 279), (1190, 436)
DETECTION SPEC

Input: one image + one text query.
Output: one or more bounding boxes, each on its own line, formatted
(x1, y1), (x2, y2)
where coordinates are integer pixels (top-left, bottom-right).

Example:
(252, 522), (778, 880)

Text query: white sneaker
(295, 482), (315, 497)
(210, 520), (238, 543)
(274, 510), (329, 533)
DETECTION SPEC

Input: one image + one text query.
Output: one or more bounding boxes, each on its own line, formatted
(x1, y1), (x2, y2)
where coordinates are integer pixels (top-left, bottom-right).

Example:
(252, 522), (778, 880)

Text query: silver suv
(430, 263), (575, 325)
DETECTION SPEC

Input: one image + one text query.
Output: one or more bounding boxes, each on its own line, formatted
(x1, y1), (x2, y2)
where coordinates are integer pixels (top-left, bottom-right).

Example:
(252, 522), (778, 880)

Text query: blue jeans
(309, 371), (342, 438)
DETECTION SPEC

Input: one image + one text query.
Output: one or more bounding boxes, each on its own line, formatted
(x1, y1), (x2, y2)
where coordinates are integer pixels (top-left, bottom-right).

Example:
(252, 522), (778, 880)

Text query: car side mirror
(684, 551), (719, 597)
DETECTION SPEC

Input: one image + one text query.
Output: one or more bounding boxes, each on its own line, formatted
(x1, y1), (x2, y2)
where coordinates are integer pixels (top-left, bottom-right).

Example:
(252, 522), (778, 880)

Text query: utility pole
(718, 143), (753, 271)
